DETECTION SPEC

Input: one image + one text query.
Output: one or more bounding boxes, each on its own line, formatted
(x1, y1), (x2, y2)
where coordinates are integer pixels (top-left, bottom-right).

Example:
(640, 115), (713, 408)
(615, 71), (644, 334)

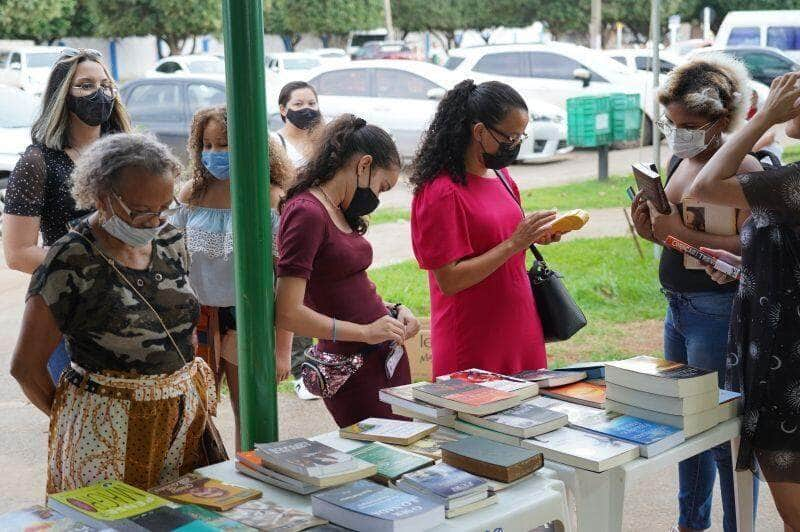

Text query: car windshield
(352, 34), (386, 48)
(0, 89), (39, 127)
(767, 27), (800, 51)
(284, 57), (321, 70)
(187, 60), (224, 74)
(26, 52), (61, 68)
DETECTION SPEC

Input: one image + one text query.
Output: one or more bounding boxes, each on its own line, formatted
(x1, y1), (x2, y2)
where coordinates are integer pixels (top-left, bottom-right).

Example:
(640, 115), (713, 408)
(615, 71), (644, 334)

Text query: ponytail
(410, 79), (527, 193)
(281, 114), (400, 235)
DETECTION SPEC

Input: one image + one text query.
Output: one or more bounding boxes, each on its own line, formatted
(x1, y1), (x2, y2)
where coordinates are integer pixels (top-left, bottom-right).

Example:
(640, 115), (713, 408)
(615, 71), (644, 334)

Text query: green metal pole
(221, 0), (277, 449)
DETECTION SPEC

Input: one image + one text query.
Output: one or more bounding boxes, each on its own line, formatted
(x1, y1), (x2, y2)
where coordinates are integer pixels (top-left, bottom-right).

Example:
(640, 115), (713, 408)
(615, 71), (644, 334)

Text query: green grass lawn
(784, 143), (800, 164)
(370, 236), (666, 366)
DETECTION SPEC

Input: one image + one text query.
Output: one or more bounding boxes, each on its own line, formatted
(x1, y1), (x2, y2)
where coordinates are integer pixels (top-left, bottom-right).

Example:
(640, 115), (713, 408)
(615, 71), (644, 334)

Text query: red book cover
(448, 386), (516, 406)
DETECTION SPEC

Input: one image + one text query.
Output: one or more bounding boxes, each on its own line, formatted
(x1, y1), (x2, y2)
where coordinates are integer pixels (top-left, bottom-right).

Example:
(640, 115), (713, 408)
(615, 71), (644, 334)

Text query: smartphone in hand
(626, 186), (636, 202)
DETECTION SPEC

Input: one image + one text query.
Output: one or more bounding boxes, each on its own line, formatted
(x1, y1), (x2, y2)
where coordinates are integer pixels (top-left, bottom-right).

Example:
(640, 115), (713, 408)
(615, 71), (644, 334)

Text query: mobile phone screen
(626, 186), (636, 201)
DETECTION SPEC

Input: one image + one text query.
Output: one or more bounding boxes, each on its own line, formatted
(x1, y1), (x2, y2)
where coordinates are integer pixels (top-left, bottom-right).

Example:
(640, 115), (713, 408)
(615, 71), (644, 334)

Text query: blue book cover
(555, 362), (605, 380)
(400, 463), (486, 499)
(590, 415), (681, 444)
(719, 389), (741, 404)
(313, 479), (442, 520)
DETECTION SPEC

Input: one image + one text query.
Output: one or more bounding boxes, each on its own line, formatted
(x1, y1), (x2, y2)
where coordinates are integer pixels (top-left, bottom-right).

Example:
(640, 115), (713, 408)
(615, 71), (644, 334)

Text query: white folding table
(196, 431), (574, 532)
(543, 417), (754, 532)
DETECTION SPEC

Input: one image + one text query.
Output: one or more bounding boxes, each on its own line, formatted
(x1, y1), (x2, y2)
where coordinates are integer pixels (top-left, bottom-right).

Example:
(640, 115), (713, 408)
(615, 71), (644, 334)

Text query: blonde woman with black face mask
(3, 48), (131, 384)
(630, 54), (763, 532)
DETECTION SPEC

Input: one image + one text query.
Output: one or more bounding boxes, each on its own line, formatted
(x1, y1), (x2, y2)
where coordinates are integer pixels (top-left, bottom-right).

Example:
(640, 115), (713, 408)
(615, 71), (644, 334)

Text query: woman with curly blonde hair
(630, 54), (763, 532)
(170, 105), (294, 450)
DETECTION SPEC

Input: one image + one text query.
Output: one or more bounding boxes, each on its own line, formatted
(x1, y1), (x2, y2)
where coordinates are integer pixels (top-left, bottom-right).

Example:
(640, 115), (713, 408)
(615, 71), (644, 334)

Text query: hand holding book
(699, 247), (741, 284)
(648, 200), (683, 243)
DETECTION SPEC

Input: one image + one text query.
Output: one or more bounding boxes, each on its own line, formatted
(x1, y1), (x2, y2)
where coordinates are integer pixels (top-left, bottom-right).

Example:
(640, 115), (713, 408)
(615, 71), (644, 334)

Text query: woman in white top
(274, 81), (322, 167)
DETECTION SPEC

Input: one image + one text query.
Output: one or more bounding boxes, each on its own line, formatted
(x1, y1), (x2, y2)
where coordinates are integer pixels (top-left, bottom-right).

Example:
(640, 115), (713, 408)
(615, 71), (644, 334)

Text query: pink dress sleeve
(411, 182), (475, 271)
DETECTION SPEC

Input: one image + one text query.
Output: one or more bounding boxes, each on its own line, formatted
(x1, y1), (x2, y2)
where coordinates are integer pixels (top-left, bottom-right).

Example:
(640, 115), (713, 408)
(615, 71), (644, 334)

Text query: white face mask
(662, 119), (720, 159)
(101, 199), (165, 247)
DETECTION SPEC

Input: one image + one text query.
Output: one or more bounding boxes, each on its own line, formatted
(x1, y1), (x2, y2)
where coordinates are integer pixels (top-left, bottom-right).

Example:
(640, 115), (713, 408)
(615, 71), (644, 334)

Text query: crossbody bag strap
(73, 230), (185, 359)
(492, 169), (546, 264)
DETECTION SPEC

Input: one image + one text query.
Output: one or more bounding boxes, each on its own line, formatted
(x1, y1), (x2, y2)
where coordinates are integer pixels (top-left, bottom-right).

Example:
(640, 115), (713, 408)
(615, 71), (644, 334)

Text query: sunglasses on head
(60, 47), (103, 60)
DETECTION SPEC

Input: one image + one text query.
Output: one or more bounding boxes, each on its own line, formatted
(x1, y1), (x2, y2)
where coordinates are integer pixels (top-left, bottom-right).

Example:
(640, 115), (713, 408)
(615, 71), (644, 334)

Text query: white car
(266, 52), (323, 78)
(446, 43), (656, 143)
(604, 49), (683, 74)
(308, 48), (350, 65)
(717, 10), (800, 63)
(0, 87), (39, 235)
(0, 46), (64, 95)
(298, 60), (570, 162)
(146, 55), (225, 80)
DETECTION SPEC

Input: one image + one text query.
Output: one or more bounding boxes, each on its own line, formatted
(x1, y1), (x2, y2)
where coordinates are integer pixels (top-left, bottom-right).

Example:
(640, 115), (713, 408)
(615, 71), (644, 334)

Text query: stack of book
(513, 368), (587, 388)
(396, 463), (496, 518)
(236, 437), (378, 494)
(523, 426), (640, 472)
(399, 426), (469, 460)
(435, 368), (540, 400)
(605, 355), (731, 438)
(539, 380), (606, 409)
(453, 400), (569, 446)
(411, 379), (521, 416)
(339, 417), (437, 445)
(379, 383), (457, 427)
(348, 442), (435, 485)
(439, 436), (544, 483)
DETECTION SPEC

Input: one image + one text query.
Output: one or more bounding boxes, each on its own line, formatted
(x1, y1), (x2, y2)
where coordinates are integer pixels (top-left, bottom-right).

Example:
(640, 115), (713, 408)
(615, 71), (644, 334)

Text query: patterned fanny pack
(301, 342), (391, 398)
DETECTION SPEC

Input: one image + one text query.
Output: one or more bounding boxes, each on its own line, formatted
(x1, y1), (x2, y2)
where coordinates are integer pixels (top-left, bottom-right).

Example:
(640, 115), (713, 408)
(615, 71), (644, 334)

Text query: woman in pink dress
(410, 80), (560, 378)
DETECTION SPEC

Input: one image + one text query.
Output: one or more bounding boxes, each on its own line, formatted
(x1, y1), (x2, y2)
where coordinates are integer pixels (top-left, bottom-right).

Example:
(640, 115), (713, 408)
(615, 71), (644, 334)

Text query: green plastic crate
(567, 95), (612, 148)
(609, 93), (642, 142)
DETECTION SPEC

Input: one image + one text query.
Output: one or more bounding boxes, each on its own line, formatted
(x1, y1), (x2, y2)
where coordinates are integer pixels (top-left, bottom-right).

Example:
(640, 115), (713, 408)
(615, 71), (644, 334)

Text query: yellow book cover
(150, 473), (261, 511)
(48, 480), (169, 521)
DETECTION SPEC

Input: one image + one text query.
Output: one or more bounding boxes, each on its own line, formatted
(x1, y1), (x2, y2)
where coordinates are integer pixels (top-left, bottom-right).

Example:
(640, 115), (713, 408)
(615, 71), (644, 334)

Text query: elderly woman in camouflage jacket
(10, 133), (226, 493)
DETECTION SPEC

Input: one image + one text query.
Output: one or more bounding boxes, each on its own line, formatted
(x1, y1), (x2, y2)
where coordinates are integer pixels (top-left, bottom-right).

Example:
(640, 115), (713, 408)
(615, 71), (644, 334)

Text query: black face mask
(286, 107), (321, 130)
(67, 89), (115, 127)
(481, 139), (521, 170)
(343, 167), (380, 219)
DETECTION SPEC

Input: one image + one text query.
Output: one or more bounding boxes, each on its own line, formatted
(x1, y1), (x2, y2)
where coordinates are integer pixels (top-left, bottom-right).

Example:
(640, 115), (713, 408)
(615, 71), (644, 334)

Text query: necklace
(317, 185), (340, 210)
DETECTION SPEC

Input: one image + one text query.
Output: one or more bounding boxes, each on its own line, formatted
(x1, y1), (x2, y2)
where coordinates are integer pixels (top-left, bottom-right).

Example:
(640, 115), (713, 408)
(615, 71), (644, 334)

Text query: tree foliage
(520, 0), (591, 40)
(0, 0), (77, 41)
(603, 0), (683, 42)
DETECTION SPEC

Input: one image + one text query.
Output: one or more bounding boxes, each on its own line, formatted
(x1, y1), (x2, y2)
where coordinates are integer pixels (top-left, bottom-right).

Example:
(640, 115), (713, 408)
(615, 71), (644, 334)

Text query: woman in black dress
(691, 72), (800, 529)
(3, 49), (131, 382)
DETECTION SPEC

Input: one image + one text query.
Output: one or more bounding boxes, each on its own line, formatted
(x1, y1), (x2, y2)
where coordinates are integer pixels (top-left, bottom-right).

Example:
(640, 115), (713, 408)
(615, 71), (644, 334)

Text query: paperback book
(234, 458), (321, 495)
(440, 436), (544, 483)
(396, 463), (494, 518)
(0, 505), (95, 531)
(310, 479), (445, 532)
(555, 362), (605, 380)
(412, 380), (521, 416)
(397, 427), (469, 460)
(452, 419), (523, 446)
(379, 384), (457, 422)
(523, 426), (640, 472)
(572, 414), (685, 457)
(458, 400), (569, 438)
(718, 389), (743, 422)
(348, 442), (434, 485)
(436, 368), (539, 399)
(223, 500), (328, 532)
(389, 405), (457, 428)
(605, 382), (719, 416)
(254, 439), (357, 479)
(527, 396), (613, 426)
(540, 381), (606, 408)
(176, 504), (257, 531)
(605, 356), (717, 397)
(512, 369), (587, 388)
(604, 398), (720, 437)
(150, 473), (261, 512)
(339, 418), (437, 445)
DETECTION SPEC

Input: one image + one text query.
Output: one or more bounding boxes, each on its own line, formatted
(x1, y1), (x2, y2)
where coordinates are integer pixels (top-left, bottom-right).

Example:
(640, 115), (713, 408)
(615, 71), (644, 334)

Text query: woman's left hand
(396, 306), (421, 340)
(276, 347), (292, 382)
(649, 202), (683, 243)
(536, 232), (562, 245)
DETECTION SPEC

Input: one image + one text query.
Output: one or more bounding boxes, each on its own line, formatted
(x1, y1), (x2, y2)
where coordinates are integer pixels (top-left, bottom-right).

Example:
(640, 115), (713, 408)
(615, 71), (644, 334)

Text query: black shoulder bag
(494, 170), (587, 342)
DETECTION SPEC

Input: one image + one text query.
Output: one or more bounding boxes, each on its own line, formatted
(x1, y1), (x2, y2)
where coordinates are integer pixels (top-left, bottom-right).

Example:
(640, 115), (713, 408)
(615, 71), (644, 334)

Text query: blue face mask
(202, 151), (230, 180)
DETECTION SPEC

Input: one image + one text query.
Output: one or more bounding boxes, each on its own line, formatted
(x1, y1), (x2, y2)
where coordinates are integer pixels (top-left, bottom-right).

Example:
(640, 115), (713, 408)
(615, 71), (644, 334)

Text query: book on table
(150, 473), (261, 512)
(604, 398), (720, 438)
(254, 438), (377, 487)
(395, 462), (495, 518)
(125, 505), (258, 531)
(605, 355), (718, 397)
(347, 442), (434, 485)
(235, 454), (321, 495)
(412, 379), (521, 416)
(436, 368), (539, 399)
(47, 480), (172, 530)
(389, 405), (457, 428)
(223, 500), (328, 532)
(523, 426), (640, 472)
(458, 400), (569, 438)
(339, 417), (437, 445)
(554, 361), (606, 380)
(571, 413), (685, 457)
(718, 389), (743, 422)
(512, 369), (587, 388)
(174, 504), (258, 530)
(0, 505), (96, 531)
(540, 380), (606, 408)
(379, 384), (457, 423)
(310, 479), (445, 532)
(526, 396), (615, 426)
(605, 382), (720, 416)
(394, 426), (468, 460)
(452, 418), (524, 446)
(439, 435), (544, 483)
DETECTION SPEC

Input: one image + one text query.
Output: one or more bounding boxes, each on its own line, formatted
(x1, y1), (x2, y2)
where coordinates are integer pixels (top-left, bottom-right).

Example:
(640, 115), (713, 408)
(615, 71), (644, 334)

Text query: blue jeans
(47, 338), (70, 384)
(663, 290), (758, 532)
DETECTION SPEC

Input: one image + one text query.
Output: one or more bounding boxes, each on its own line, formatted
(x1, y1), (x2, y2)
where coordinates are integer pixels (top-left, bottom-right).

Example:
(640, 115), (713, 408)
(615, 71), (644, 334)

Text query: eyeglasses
(487, 126), (529, 146)
(72, 81), (117, 98)
(112, 192), (179, 226)
(656, 115), (718, 140)
(60, 47), (103, 60)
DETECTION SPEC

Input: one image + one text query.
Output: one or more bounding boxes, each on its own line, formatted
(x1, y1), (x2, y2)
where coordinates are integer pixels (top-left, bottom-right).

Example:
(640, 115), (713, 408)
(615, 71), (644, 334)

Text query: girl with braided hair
(275, 114), (418, 427)
(409, 79), (559, 379)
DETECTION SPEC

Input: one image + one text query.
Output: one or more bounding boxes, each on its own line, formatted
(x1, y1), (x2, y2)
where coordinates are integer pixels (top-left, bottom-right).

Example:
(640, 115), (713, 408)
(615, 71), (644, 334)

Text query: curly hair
(71, 133), (181, 210)
(281, 114), (399, 235)
(659, 53), (751, 132)
(268, 134), (294, 190)
(409, 79), (527, 193)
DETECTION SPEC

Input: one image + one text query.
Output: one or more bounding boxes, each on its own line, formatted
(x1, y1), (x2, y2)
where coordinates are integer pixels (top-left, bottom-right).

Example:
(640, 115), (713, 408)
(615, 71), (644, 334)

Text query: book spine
(441, 450), (509, 483)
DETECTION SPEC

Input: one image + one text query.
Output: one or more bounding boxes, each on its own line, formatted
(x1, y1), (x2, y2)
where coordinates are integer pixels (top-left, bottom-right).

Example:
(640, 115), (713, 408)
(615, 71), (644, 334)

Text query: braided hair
(281, 114), (400, 235)
(410, 79), (527, 193)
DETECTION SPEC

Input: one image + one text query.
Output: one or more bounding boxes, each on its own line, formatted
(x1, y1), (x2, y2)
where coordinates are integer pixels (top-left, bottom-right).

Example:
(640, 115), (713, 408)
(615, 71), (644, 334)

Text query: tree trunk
(320, 33), (330, 48)
(189, 36), (197, 54)
(281, 34), (293, 51)
(291, 33), (302, 49)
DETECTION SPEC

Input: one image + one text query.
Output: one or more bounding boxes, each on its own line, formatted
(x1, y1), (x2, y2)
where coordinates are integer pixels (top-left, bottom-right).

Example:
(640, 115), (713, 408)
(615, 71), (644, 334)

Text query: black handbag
(494, 170), (587, 342)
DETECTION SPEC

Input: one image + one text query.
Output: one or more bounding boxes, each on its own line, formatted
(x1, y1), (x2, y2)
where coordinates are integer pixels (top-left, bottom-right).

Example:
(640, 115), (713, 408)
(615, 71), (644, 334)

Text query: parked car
(691, 46), (798, 86)
(347, 28), (390, 57)
(120, 77), (226, 162)
(298, 60), (570, 162)
(146, 55), (225, 80)
(604, 49), (683, 74)
(0, 86), (39, 235)
(266, 52), (322, 77)
(717, 10), (800, 62)
(0, 46), (63, 95)
(446, 43), (656, 143)
(308, 48), (350, 65)
(352, 41), (416, 61)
